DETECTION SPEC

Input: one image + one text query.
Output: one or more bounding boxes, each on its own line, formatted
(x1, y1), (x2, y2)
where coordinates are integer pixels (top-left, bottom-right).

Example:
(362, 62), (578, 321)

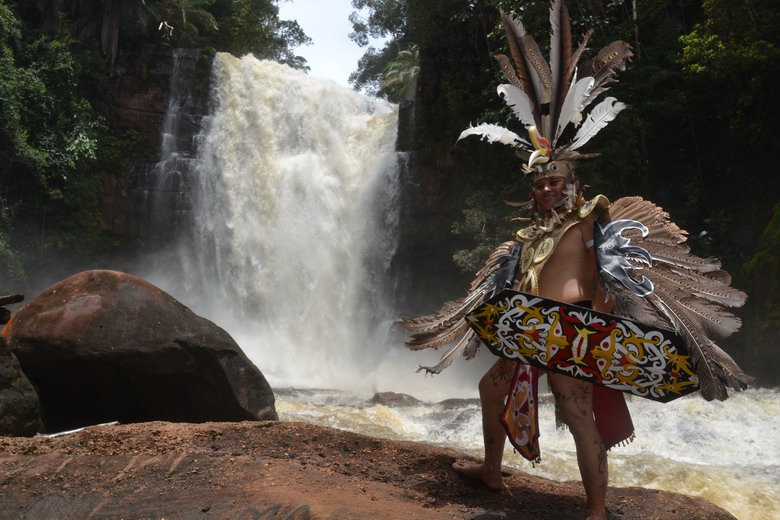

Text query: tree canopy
(0, 0), (311, 292)
(348, 0), (414, 98)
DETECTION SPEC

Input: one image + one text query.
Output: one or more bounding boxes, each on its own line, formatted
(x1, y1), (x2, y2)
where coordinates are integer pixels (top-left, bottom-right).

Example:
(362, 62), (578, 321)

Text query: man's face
(533, 176), (566, 211)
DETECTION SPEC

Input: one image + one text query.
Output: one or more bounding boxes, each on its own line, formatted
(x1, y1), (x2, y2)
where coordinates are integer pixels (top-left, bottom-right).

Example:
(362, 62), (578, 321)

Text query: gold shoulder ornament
(578, 194), (610, 218)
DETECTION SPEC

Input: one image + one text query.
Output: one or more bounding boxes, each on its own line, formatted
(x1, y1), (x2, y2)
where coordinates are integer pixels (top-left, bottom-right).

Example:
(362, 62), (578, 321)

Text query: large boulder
(0, 334), (41, 436)
(2, 270), (277, 432)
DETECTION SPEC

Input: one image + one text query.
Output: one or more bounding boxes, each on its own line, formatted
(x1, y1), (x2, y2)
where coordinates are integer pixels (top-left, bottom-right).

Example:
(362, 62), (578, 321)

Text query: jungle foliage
(0, 0), (309, 293)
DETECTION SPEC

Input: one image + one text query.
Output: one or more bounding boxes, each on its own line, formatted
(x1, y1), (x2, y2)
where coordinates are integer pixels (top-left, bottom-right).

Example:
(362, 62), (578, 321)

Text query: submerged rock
(3, 270), (277, 432)
(370, 391), (421, 406)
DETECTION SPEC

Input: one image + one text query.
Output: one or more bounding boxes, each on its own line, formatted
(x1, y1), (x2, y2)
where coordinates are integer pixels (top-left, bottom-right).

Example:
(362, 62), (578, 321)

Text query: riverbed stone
(370, 391), (421, 406)
(2, 270), (277, 432)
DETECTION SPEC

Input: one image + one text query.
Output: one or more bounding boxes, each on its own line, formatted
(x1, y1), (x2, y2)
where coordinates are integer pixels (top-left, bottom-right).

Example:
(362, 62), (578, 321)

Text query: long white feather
(497, 84), (536, 129)
(457, 123), (530, 148)
(567, 97), (626, 151)
(554, 74), (593, 144)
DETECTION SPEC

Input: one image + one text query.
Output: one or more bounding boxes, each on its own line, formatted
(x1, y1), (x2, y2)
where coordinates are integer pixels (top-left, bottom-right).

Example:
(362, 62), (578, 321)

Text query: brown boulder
(2, 270), (276, 432)
(0, 334), (41, 436)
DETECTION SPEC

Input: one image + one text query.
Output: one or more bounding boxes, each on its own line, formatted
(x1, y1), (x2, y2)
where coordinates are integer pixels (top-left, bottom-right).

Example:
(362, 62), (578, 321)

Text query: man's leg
(452, 358), (515, 489)
(548, 372), (608, 520)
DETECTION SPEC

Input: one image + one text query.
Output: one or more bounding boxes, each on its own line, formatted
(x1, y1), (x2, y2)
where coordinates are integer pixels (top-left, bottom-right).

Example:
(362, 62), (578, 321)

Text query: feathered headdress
(458, 0), (633, 175)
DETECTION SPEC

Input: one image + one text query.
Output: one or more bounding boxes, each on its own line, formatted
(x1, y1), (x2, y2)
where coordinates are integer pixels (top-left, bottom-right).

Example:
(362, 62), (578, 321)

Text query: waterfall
(140, 52), (490, 398)
(129, 48), (203, 248)
(144, 54), (415, 392)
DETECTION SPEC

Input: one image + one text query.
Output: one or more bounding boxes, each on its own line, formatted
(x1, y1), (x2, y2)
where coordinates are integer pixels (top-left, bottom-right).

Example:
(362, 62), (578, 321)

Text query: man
(451, 170), (618, 520)
(400, 3), (750, 519)
(398, 5), (635, 516)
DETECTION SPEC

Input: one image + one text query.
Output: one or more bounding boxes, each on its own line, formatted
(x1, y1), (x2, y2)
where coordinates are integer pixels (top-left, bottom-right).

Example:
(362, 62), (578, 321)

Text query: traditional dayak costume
(399, 0), (753, 463)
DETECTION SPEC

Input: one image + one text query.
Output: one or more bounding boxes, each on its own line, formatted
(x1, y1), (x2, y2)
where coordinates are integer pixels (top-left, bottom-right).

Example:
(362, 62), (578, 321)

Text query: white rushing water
(185, 54), (399, 388)
(276, 386), (780, 520)
(143, 53), (779, 520)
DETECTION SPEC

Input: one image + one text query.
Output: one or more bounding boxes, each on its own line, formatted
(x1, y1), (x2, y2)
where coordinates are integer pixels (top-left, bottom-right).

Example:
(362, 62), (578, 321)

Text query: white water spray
(151, 54), (425, 391)
(141, 52), (490, 399)
(276, 387), (780, 520)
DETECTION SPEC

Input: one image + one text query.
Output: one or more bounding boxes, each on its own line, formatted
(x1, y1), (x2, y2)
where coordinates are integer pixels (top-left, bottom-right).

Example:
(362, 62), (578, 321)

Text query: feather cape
(596, 197), (753, 401)
(400, 197), (753, 401)
(398, 241), (520, 374)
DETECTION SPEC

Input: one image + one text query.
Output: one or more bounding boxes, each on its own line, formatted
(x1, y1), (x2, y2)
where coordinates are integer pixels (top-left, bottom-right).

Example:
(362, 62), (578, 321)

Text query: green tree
(378, 43), (418, 100)
(740, 203), (780, 384)
(154, 0), (219, 48)
(350, 44), (394, 95)
(348, 0), (410, 95)
(0, 207), (25, 293)
(0, 0), (104, 288)
(218, 0), (311, 65)
(32, 0), (160, 65)
(675, 0), (780, 265)
(349, 0), (407, 45)
(18, 0), (310, 69)
(0, 3), (102, 192)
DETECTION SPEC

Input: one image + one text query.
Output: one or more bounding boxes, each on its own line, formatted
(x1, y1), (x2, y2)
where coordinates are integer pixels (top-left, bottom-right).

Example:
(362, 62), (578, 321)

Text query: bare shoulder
(575, 213), (596, 238)
(576, 211), (598, 226)
(563, 214), (594, 242)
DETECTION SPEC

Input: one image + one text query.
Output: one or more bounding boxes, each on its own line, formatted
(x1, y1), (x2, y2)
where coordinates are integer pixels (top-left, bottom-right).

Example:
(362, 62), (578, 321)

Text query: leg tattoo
(489, 359), (516, 387)
(553, 384), (593, 418)
(596, 439), (608, 489)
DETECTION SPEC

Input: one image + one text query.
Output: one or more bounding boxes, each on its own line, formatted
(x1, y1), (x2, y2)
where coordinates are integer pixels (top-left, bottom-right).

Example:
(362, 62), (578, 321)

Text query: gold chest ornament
(515, 195), (609, 294)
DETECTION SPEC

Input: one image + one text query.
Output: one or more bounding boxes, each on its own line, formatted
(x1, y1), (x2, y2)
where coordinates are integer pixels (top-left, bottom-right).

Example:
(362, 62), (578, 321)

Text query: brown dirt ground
(0, 420), (735, 519)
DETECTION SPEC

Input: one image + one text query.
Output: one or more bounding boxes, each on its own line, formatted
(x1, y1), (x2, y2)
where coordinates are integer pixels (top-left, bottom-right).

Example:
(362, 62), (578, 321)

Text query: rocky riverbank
(0, 420), (735, 519)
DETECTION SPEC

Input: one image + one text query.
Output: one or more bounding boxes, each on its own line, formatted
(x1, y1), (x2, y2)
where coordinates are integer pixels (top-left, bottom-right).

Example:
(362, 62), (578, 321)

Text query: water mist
(144, 54), (471, 396)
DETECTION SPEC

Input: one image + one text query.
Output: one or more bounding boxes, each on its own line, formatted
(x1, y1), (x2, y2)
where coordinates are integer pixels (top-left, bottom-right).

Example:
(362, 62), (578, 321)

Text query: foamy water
(276, 386), (779, 520)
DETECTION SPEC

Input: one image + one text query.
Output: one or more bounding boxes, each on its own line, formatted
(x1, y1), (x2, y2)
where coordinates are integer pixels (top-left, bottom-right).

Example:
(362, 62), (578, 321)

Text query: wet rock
(3, 270), (277, 432)
(370, 391), (421, 406)
(0, 335), (41, 436)
(437, 397), (479, 409)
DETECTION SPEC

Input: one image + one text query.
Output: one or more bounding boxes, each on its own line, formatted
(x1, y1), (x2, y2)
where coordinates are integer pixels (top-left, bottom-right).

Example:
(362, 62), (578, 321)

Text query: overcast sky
(278, 0), (382, 87)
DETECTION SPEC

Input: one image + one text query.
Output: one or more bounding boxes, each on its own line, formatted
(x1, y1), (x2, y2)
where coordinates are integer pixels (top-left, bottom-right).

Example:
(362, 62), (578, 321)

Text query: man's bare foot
(585, 508), (607, 520)
(451, 459), (502, 490)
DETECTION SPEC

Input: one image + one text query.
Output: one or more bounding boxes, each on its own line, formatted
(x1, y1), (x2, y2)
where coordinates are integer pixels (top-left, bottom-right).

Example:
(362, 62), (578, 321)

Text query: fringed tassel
(512, 447), (542, 467)
(620, 432), (636, 447)
(607, 432), (636, 451)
